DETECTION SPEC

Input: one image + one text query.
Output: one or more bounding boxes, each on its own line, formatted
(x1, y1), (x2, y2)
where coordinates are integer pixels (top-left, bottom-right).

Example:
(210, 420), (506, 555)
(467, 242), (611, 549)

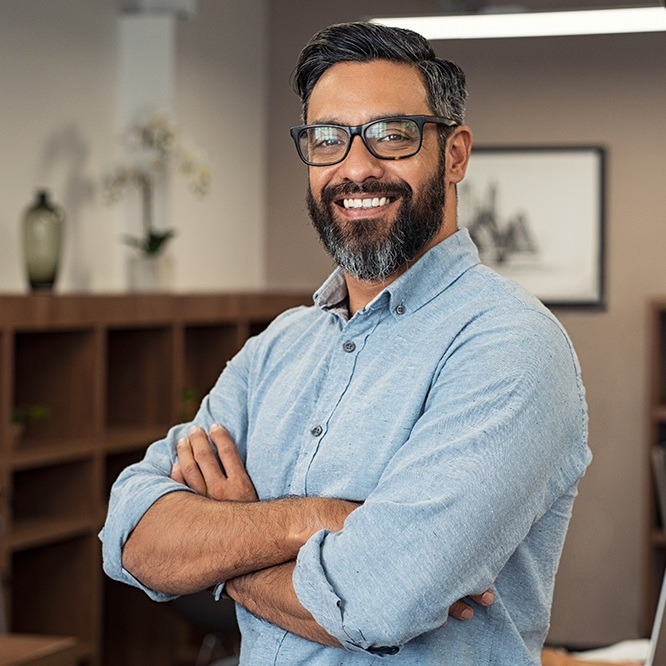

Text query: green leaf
(122, 229), (176, 255)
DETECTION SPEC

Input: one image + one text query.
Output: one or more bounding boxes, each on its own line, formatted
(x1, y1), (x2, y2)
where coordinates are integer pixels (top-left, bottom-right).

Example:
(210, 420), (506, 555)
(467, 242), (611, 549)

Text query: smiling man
(101, 22), (591, 665)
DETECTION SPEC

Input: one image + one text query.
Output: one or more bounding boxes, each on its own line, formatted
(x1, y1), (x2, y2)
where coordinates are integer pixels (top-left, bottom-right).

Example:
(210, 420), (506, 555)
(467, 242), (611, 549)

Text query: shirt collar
(313, 229), (481, 319)
(313, 266), (348, 316)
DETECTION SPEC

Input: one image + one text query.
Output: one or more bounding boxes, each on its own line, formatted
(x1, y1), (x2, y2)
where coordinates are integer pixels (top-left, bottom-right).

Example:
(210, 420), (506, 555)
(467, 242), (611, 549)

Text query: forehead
(306, 60), (432, 125)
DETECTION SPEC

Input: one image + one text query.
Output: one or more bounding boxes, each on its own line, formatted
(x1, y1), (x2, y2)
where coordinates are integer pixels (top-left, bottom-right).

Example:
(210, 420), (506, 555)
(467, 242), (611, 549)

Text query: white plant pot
(127, 253), (174, 292)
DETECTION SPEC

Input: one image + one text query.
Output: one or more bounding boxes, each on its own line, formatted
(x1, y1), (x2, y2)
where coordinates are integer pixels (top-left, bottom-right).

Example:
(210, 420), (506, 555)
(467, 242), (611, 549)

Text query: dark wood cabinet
(0, 292), (309, 664)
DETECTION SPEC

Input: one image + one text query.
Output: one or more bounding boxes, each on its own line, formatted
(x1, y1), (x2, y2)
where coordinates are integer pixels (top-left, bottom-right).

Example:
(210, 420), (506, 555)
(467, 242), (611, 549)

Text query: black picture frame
(459, 146), (605, 308)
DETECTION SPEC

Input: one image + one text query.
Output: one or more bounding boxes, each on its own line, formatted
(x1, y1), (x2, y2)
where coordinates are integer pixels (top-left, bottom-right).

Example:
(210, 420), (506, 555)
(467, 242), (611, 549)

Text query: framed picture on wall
(458, 146), (605, 308)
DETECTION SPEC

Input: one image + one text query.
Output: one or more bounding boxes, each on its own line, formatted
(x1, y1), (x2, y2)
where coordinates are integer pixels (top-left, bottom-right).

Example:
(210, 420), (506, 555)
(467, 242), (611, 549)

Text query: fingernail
(210, 423), (222, 432)
(481, 591), (494, 604)
(177, 437), (187, 448)
(188, 425), (201, 436)
(461, 608), (473, 620)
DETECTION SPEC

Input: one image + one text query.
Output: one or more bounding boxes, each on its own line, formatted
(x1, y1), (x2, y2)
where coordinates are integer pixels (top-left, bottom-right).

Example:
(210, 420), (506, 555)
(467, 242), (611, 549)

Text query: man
(101, 21), (591, 664)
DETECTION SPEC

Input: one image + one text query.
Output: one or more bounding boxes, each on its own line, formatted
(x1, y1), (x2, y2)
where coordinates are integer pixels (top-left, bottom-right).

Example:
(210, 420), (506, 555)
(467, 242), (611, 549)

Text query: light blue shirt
(100, 229), (591, 665)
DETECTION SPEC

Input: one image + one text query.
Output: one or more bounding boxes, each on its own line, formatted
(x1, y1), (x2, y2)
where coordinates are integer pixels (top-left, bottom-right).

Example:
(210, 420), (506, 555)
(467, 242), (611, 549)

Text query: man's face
(305, 60), (452, 282)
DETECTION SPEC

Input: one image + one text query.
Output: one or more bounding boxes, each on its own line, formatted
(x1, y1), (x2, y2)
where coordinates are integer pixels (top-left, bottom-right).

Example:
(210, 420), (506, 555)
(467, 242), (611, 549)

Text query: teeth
(343, 197), (390, 209)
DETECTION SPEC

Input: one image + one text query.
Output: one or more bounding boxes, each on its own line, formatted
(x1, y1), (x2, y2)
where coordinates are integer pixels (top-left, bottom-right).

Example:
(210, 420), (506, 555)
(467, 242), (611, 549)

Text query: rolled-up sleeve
(99, 341), (255, 601)
(292, 310), (590, 654)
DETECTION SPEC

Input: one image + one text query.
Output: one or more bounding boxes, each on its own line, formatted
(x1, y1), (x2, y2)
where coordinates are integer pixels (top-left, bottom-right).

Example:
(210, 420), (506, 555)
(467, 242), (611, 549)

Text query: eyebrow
(306, 113), (415, 126)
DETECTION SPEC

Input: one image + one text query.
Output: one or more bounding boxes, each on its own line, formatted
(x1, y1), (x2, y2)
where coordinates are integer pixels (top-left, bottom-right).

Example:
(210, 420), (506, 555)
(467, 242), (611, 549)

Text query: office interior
(0, 0), (664, 663)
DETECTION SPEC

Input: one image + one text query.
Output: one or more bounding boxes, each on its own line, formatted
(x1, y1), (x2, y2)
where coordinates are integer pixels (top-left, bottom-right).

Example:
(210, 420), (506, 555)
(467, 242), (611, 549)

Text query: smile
(342, 197), (392, 210)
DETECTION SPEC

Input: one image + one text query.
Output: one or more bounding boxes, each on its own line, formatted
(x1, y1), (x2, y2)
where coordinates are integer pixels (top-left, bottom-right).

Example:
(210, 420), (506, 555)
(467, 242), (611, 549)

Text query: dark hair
(292, 22), (467, 126)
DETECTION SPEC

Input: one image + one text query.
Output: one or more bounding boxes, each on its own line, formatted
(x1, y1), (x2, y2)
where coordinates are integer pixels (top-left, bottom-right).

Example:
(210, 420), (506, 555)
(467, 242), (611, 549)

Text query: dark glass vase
(22, 190), (65, 291)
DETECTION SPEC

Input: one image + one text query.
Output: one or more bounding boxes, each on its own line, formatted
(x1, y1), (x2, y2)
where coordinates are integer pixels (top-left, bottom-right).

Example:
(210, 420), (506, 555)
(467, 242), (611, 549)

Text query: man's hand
(171, 424), (258, 502)
(123, 427), (358, 593)
(171, 425), (494, 625)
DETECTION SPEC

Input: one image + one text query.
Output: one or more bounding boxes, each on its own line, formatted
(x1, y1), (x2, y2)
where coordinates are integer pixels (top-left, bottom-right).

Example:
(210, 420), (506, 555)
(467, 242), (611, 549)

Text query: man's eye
(369, 122), (418, 145)
(309, 128), (345, 150)
(314, 136), (344, 148)
(377, 132), (411, 143)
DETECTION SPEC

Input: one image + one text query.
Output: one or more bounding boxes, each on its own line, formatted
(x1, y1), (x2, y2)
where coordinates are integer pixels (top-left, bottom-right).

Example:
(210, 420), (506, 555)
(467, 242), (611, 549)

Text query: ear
(446, 126), (473, 185)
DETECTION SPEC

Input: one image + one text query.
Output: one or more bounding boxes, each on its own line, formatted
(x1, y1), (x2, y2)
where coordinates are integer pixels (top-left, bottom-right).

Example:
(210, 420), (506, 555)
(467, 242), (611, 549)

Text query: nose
(336, 135), (385, 182)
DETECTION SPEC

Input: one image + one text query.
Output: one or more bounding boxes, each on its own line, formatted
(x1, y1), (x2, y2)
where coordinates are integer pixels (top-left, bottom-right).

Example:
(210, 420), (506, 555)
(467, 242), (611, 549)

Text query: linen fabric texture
(100, 229), (591, 665)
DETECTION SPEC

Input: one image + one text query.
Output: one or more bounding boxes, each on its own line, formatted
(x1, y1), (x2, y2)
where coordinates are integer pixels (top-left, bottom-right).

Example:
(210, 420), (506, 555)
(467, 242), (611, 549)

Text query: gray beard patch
(306, 158), (447, 282)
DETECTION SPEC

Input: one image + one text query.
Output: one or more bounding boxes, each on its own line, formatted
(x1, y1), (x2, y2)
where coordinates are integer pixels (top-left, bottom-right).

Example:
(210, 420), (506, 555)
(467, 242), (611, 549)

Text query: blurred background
(0, 0), (665, 658)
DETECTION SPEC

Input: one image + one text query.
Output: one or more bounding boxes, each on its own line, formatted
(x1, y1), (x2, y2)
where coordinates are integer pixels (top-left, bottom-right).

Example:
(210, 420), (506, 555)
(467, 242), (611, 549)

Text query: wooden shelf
(0, 292), (309, 664)
(9, 516), (97, 551)
(0, 634), (80, 665)
(10, 439), (96, 470)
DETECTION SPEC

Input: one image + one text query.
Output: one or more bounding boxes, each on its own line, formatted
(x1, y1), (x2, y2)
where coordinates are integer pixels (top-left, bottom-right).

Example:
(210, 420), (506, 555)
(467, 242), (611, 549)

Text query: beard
(306, 156), (447, 282)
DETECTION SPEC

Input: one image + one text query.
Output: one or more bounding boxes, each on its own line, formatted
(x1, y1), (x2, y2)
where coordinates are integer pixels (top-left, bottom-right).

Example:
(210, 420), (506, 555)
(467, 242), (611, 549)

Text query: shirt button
(343, 341), (356, 353)
(310, 425), (323, 437)
(395, 304), (406, 315)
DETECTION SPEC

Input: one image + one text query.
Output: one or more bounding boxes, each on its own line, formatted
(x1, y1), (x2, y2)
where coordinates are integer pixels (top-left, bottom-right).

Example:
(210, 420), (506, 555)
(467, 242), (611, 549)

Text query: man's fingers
(208, 424), (259, 502)
(209, 424), (245, 479)
(469, 589), (494, 606)
(170, 461), (185, 484)
(448, 599), (474, 621)
(448, 590), (494, 622)
(174, 424), (257, 502)
(176, 436), (207, 494)
(189, 425), (223, 475)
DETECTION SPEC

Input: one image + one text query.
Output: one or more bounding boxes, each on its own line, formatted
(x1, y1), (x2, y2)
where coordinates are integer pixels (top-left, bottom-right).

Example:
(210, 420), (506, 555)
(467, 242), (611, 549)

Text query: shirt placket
(287, 309), (381, 496)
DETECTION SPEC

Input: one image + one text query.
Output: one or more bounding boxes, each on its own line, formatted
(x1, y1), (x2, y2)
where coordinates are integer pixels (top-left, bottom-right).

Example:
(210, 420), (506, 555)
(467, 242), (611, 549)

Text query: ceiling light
(370, 6), (666, 39)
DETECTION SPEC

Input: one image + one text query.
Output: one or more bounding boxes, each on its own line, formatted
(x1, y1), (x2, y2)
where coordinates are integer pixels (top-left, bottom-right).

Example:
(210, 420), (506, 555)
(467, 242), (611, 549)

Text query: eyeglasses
(290, 115), (459, 166)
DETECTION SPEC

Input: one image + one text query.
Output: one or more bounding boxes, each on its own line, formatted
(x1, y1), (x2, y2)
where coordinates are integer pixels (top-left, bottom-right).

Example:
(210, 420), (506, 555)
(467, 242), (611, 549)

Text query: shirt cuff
(293, 530), (402, 657)
(100, 480), (195, 602)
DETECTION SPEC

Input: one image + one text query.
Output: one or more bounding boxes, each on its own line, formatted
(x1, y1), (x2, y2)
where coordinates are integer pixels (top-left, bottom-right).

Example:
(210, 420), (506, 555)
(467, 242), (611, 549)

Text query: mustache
(321, 179), (413, 206)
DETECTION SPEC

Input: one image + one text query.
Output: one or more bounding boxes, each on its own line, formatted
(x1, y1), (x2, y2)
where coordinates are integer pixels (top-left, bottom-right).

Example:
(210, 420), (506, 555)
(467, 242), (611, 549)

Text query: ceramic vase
(22, 190), (65, 291)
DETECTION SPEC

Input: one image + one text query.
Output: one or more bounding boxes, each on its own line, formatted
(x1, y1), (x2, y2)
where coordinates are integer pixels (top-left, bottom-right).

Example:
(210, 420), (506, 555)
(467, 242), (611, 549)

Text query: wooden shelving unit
(646, 300), (666, 634)
(0, 292), (309, 665)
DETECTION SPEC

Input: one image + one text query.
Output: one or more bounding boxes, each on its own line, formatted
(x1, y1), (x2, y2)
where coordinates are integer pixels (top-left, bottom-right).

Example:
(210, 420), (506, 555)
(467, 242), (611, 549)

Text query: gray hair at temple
(292, 21), (468, 127)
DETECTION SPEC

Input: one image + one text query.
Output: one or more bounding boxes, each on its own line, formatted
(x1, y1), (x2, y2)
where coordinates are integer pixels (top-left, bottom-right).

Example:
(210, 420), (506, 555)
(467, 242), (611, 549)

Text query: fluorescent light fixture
(370, 6), (666, 39)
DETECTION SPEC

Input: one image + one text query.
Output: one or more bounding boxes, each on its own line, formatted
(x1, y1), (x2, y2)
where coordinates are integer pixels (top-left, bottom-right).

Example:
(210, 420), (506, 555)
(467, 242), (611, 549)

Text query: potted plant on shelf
(11, 403), (50, 448)
(104, 113), (211, 290)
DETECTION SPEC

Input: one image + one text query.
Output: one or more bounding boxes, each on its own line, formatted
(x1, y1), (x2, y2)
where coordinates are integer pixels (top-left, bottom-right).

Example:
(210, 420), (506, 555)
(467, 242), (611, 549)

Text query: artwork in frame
(459, 146), (605, 308)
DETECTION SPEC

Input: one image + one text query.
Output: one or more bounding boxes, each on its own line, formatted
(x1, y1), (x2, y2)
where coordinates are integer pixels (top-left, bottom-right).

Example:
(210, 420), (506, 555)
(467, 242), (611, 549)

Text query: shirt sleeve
(292, 308), (591, 654)
(98, 338), (256, 602)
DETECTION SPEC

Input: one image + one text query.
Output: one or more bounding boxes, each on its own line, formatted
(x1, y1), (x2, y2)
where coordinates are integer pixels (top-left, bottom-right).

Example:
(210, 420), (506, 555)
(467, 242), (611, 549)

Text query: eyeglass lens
(298, 118), (422, 165)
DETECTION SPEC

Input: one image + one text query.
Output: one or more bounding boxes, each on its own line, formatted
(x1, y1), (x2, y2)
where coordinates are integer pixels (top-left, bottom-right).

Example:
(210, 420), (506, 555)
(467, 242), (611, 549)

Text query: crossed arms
(122, 424), (493, 648)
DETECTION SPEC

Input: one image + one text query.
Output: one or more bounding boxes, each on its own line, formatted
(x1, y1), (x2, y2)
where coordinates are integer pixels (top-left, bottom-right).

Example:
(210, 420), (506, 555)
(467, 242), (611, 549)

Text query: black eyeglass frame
(290, 115), (459, 166)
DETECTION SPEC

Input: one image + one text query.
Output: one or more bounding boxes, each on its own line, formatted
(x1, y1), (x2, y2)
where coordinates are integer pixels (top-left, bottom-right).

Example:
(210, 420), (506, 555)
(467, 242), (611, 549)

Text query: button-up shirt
(100, 229), (591, 665)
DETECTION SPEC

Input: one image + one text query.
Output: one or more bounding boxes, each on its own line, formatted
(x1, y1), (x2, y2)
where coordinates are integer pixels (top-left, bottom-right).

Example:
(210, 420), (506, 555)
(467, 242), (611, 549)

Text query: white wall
(0, 0), (267, 292)
(175, 0), (267, 290)
(0, 0), (118, 291)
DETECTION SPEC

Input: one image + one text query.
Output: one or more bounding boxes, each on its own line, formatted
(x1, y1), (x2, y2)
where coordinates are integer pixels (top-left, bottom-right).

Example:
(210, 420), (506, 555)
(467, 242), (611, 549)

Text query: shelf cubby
(105, 327), (174, 430)
(13, 330), (97, 444)
(10, 536), (99, 649)
(11, 460), (96, 536)
(183, 324), (240, 413)
(0, 292), (309, 664)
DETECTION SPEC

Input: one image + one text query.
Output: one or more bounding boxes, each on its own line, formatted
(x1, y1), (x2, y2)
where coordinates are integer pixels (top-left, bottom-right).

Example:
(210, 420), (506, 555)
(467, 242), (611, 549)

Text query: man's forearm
(122, 490), (357, 595)
(226, 562), (341, 648)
